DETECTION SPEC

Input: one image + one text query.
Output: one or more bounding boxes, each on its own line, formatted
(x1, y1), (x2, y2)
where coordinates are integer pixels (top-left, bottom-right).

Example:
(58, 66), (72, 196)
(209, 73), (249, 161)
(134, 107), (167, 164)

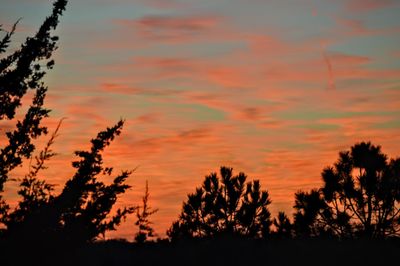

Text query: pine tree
(168, 166), (272, 240)
(293, 142), (400, 239)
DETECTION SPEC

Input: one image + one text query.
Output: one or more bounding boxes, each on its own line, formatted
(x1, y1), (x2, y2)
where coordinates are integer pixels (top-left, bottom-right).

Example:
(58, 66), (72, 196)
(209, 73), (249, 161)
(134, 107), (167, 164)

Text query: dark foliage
(3, 120), (135, 244)
(0, 0), (68, 226)
(272, 211), (292, 238)
(0, 0), (134, 252)
(134, 180), (158, 243)
(3, 119), (62, 227)
(293, 142), (400, 239)
(0, 0), (67, 189)
(168, 166), (272, 240)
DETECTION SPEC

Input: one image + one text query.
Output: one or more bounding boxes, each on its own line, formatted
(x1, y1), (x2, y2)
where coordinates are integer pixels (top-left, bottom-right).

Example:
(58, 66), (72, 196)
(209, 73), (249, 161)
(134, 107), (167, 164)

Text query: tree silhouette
(293, 142), (400, 239)
(3, 119), (62, 227)
(293, 189), (332, 238)
(0, 0), (68, 230)
(168, 166), (272, 240)
(134, 180), (158, 244)
(0, 0), (136, 247)
(273, 211), (292, 238)
(3, 120), (136, 244)
(54, 120), (135, 243)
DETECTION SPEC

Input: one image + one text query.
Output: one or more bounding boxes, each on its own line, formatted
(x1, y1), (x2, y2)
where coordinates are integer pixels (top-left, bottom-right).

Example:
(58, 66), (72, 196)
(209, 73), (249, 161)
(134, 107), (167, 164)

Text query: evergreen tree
(0, 0), (68, 228)
(168, 166), (272, 240)
(273, 211), (292, 238)
(293, 142), (400, 239)
(0, 0), (135, 245)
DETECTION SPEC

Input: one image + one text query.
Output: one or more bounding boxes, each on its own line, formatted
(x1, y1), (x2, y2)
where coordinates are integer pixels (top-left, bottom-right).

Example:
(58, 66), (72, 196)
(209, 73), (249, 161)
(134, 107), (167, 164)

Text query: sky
(1, 0), (400, 239)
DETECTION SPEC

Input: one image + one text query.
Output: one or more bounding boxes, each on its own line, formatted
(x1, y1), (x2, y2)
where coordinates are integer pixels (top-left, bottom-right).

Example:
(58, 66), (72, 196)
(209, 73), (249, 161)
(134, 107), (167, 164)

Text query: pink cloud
(114, 15), (220, 43)
(136, 15), (217, 31)
(346, 0), (397, 12)
(101, 82), (182, 96)
(134, 0), (187, 10)
(328, 52), (370, 66)
(135, 113), (160, 124)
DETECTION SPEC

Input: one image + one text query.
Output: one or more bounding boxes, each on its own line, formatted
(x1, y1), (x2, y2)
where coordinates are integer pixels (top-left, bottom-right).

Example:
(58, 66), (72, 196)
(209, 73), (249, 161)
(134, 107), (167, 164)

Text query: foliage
(4, 120), (135, 244)
(293, 142), (400, 239)
(54, 120), (136, 243)
(0, 0), (68, 227)
(272, 211), (292, 238)
(168, 166), (272, 240)
(0, 0), (135, 245)
(2, 119), (62, 227)
(0, 0), (67, 189)
(134, 180), (158, 243)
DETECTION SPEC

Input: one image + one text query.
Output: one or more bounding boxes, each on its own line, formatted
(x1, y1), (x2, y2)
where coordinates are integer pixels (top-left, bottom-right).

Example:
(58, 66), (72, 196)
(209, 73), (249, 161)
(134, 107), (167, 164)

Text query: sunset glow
(1, 0), (400, 239)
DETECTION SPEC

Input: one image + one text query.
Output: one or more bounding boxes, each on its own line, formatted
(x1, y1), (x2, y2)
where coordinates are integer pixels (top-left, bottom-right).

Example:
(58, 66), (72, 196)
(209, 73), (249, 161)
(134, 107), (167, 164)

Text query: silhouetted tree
(0, 0), (68, 229)
(4, 120), (136, 245)
(55, 120), (136, 243)
(3, 119), (62, 227)
(293, 189), (333, 238)
(293, 142), (400, 239)
(273, 211), (292, 238)
(134, 180), (158, 244)
(168, 166), (272, 240)
(0, 0), (136, 246)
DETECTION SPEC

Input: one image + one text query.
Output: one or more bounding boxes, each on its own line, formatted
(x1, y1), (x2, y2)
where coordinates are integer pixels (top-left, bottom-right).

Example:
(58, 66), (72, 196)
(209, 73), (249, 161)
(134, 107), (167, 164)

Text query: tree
(4, 120), (136, 244)
(293, 142), (400, 239)
(134, 180), (158, 244)
(272, 211), (292, 238)
(293, 189), (333, 238)
(0, 0), (68, 228)
(168, 166), (272, 240)
(3, 119), (63, 228)
(0, 0), (135, 246)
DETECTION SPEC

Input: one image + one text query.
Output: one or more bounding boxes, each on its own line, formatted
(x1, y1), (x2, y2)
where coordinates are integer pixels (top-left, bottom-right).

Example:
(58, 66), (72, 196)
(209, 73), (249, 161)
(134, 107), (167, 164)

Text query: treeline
(169, 142), (400, 241)
(1, 1), (399, 264)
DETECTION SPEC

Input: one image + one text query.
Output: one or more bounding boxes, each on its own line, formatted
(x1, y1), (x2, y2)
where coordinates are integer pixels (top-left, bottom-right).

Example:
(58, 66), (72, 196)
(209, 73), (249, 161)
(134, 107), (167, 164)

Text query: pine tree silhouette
(168, 166), (272, 240)
(273, 211), (292, 238)
(293, 142), (400, 239)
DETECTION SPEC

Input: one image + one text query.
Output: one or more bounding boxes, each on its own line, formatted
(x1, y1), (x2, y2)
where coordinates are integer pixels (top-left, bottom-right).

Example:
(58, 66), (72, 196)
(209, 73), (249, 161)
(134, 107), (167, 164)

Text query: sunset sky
(1, 0), (400, 239)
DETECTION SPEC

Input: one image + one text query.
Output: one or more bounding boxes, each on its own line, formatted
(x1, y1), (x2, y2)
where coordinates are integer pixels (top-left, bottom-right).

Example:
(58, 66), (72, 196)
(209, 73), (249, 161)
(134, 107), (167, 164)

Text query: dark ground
(2, 237), (399, 266)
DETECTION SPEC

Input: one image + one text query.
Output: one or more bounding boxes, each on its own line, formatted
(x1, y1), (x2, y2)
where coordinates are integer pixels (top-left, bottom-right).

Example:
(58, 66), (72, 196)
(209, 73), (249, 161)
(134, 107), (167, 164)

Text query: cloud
(135, 113), (160, 124)
(114, 15), (220, 42)
(328, 52), (370, 66)
(101, 82), (182, 96)
(135, 15), (218, 31)
(134, 0), (187, 10)
(240, 107), (263, 121)
(346, 0), (398, 12)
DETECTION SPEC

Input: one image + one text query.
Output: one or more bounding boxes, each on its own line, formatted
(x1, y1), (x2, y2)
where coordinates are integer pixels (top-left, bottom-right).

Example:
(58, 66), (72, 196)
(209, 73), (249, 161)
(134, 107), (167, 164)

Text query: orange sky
(1, 0), (400, 240)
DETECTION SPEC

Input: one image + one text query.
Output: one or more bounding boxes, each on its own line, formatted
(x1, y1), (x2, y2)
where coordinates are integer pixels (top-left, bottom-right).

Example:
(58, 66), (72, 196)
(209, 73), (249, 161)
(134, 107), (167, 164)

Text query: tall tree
(0, 0), (68, 226)
(0, 0), (135, 245)
(293, 142), (400, 239)
(168, 166), (272, 240)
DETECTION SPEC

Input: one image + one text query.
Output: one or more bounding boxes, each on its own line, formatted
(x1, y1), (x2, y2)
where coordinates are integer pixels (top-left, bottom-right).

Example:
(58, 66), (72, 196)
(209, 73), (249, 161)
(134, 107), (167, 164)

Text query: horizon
(1, 0), (400, 240)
